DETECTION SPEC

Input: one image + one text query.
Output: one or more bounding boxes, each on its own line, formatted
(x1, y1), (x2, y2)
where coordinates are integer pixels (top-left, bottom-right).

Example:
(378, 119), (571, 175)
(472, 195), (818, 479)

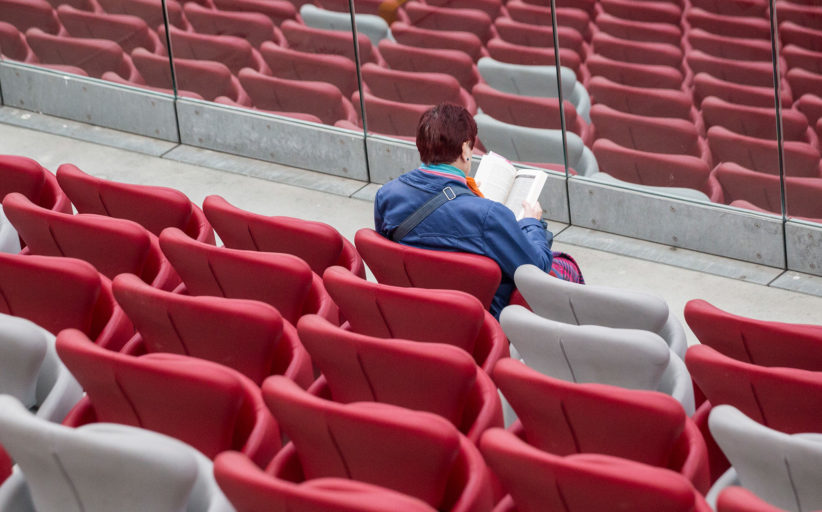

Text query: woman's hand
(521, 200), (544, 220)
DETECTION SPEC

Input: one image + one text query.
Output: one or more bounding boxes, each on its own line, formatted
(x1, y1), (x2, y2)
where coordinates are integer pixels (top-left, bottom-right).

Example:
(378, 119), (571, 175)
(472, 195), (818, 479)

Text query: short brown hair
(416, 103), (477, 165)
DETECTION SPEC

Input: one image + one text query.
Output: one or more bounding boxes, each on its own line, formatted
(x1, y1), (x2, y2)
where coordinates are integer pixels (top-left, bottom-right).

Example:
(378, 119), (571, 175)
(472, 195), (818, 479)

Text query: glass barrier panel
(0, 0), (174, 91)
(163, 0), (362, 130)
(565, 0), (784, 209)
(775, 0), (822, 226)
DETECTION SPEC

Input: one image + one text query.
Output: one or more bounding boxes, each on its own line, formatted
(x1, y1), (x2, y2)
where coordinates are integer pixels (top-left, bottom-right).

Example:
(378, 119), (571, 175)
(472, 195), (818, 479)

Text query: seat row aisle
(0, 153), (821, 511)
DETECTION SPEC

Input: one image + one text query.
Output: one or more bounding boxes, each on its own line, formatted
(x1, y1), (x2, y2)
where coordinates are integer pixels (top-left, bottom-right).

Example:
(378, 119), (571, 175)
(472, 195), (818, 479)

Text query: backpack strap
(390, 185), (474, 242)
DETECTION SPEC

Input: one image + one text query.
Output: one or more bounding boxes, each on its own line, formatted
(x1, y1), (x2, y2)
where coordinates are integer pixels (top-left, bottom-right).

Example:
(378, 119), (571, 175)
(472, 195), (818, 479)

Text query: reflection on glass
(0, 0), (174, 90)
(777, 0), (822, 225)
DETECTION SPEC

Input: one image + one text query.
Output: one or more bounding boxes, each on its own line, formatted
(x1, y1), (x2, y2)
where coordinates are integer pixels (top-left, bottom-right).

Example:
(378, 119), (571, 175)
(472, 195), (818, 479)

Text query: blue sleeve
(480, 203), (554, 279)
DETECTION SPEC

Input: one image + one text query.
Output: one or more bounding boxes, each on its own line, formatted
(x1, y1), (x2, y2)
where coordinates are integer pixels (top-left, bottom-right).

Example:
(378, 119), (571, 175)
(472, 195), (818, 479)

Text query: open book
(473, 152), (547, 220)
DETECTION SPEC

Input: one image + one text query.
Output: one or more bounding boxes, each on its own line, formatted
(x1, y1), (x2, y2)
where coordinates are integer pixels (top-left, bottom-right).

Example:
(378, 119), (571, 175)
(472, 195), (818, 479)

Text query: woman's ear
(462, 141), (472, 161)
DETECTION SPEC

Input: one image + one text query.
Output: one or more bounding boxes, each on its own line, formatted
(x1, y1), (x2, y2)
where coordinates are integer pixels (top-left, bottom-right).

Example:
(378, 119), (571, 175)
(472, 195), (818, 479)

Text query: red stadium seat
(183, 2), (282, 48)
(485, 37), (582, 75)
(686, 50), (776, 87)
(783, 43), (822, 74)
(378, 39), (479, 89)
(585, 53), (685, 89)
(403, 3), (494, 43)
(58, 329), (281, 466)
(112, 273), (313, 387)
(262, 375), (495, 512)
(26, 28), (140, 80)
(778, 20), (822, 52)
(493, 358), (710, 493)
(132, 48), (252, 104)
(57, 5), (163, 54)
(323, 265), (509, 373)
(352, 90), (430, 138)
(798, 93), (822, 126)
(361, 63), (476, 114)
(554, 0), (595, 15)
(592, 139), (722, 201)
(591, 32), (684, 68)
(787, 67), (822, 99)
(600, 0), (682, 24)
(590, 104), (708, 159)
(702, 97), (813, 143)
(159, 25), (270, 75)
(0, 155), (71, 213)
(281, 19), (379, 64)
(214, 451), (437, 512)
(0, 0), (61, 34)
(506, 1), (590, 35)
(97, 0), (186, 28)
(707, 125), (820, 177)
(297, 313), (503, 443)
(202, 194), (364, 278)
(159, 227), (339, 325)
(238, 68), (358, 125)
(480, 429), (712, 512)
(426, 0), (501, 18)
(593, 11), (682, 46)
(685, 8), (771, 39)
(713, 162), (822, 219)
(0, 21), (37, 63)
(494, 17), (584, 55)
(588, 75), (696, 120)
(472, 83), (588, 139)
(692, 72), (792, 108)
(3, 193), (180, 290)
(0, 253), (133, 350)
(212, 0), (296, 25)
(390, 21), (484, 61)
(259, 42), (357, 97)
(685, 28), (772, 61)
(775, 1), (822, 30)
(56, 163), (215, 243)
(689, 0), (767, 17)
(315, 0), (384, 15)
(354, 228), (501, 310)
(684, 299), (822, 371)
(716, 486), (792, 512)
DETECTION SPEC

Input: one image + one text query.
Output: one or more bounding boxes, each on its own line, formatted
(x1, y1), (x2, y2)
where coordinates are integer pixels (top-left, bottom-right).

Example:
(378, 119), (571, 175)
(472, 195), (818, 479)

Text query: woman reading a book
(374, 103), (584, 318)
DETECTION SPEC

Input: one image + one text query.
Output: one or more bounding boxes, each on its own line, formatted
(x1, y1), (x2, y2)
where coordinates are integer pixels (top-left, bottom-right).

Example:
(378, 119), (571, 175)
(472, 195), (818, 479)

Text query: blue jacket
(374, 168), (554, 317)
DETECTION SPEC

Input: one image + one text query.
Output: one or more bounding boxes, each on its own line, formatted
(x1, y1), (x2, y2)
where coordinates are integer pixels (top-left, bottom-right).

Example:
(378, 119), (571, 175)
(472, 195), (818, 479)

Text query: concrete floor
(2, 108), (821, 346)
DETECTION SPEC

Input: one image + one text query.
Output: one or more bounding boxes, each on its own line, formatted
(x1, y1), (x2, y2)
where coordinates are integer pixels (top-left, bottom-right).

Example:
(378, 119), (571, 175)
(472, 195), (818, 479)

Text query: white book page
(473, 152), (516, 204)
(504, 170), (548, 220)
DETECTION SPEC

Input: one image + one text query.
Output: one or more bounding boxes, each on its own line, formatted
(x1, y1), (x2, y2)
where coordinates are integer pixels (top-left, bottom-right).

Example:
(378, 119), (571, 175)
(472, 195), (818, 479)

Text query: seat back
(214, 451), (437, 512)
(586, 53), (684, 89)
(183, 2), (275, 48)
(477, 57), (577, 99)
(687, 50), (775, 88)
(259, 42), (357, 97)
(588, 75), (693, 119)
(514, 263), (670, 331)
(212, 0), (297, 25)
(389, 21), (483, 61)
(473, 82), (582, 132)
(57, 5), (161, 54)
(159, 227), (313, 323)
(500, 305), (670, 391)
(716, 486), (793, 512)
(684, 299), (822, 371)
(0, 155), (70, 212)
(0, 395), (201, 512)
(686, 27), (771, 61)
(479, 429), (704, 512)
(354, 228), (500, 309)
(594, 11), (682, 46)
(323, 266), (484, 356)
(0, 312), (51, 408)
(361, 63), (467, 109)
(378, 40), (478, 89)
(486, 37), (581, 73)
(262, 375), (462, 509)
(239, 68), (354, 125)
(686, 7), (771, 39)
(0, 0), (60, 34)
(494, 358), (686, 467)
(0, 20), (34, 62)
(495, 17), (584, 53)
(709, 405), (822, 512)
(591, 104), (702, 156)
(352, 90), (430, 138)
(96, 0), (185, 28)
(714, 163), (822, 218)
(281, 19), (376, 63)
(56, 163), (200, 238)
(694, 72), (790, 108)
(3, 193), (159, 282)
(686, 344), (822, 434)
(203, 194), (357, 278)
(26, 28), (133, 79)
(112, 273), (286, 385)
(298, 314), (477, 426)
(0, 253), (115, 340)
(132, 48), (239, 102)
(592, 31), (683, 67)
(404, 3), (492, 42)
(56, 329), (272, 459)
(707, 125), (820, 177)
(159, 24), (266, 75)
